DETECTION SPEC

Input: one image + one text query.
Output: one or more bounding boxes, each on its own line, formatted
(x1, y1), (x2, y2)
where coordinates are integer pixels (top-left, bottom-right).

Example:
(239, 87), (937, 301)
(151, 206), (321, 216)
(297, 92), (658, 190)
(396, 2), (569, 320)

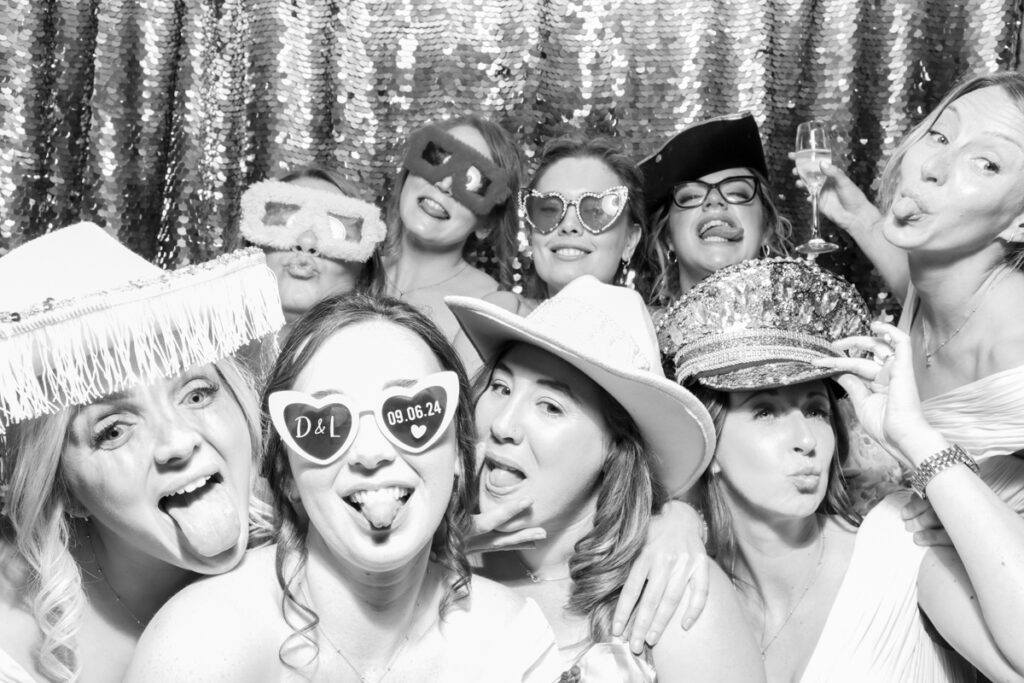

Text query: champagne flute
(794, 120), (839, 255)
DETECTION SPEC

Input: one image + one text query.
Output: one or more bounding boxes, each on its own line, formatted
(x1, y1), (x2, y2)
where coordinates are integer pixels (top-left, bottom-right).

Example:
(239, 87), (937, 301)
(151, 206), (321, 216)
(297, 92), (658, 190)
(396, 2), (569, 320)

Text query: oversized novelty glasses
(671, 176), (760, 209)
(239, 180), (387, 262)
(269, 371), (459, 466)
(403, 125), (511, 216)
(521, 186), (629, 235)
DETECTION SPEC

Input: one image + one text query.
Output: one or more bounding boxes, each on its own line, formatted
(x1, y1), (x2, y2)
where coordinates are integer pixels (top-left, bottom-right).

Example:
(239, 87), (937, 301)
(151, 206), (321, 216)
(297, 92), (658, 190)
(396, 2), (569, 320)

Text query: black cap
(639, 112), (769, 211)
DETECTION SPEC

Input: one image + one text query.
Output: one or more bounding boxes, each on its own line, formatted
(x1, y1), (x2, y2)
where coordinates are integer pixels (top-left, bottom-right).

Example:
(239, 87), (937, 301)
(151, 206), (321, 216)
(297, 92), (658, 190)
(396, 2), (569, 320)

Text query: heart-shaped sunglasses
(269, 371), (459, 466)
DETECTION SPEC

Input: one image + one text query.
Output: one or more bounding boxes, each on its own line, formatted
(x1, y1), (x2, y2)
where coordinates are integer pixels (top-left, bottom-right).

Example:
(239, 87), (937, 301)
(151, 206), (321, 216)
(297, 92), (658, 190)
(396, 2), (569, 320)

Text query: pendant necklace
(386, 261), (471, 299)
(301, 581), (432, 683)
(85, 525), (147, 629)
(518, 556), (572, 583)
(920, 267), (1008, 367)
(757, 526), (826, 658)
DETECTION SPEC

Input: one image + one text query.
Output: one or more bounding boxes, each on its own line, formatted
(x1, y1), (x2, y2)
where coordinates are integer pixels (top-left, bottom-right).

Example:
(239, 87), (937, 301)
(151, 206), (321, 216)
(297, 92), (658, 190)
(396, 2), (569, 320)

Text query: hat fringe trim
(0, 252), (283, 429)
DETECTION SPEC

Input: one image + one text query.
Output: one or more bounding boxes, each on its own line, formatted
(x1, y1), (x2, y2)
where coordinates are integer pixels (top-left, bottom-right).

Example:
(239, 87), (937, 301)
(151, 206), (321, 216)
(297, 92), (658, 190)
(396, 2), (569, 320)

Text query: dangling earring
(667, 243), (677, 265)
(512, 205), (531, 295)
(617, 257), (637, 290)
(760, 242), (771, 258)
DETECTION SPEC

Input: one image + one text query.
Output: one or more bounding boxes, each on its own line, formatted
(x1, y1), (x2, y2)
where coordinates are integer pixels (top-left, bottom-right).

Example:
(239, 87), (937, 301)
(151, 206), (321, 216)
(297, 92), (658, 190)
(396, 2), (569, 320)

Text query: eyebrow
(536, 377), (580, 403)
(494, 361), (580, 403)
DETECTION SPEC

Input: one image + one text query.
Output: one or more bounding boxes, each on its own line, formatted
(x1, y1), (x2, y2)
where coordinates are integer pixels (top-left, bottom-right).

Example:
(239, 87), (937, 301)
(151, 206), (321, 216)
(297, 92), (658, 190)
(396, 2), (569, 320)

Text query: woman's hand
(902, 494), (953, 547)
(789, 156), (882, 236)
(465, 497), (546, 555)
(612, 500), (709, 654)
(812, 322), (934, 462)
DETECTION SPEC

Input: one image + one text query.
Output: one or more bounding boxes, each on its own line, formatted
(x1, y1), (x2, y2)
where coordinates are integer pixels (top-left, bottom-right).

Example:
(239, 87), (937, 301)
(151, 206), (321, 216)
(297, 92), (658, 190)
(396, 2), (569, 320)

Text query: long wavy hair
(689, 379), (861, 587)
(646, 168), (793, 304)
(520, 133), (653, 302)
(371, 115), (525, 293)
(260, 292), (477, 671)
(877, 71), (1024, 271)
(0, 357), (263, 683)
(475, 346), (664, 644)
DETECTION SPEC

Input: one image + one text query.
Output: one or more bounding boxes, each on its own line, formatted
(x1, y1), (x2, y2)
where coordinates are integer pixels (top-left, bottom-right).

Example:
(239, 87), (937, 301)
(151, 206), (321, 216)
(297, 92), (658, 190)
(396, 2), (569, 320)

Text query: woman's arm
(818, 323), (1024, 675)
(613, 500), (711, 653)
(652, 562), (765, 682)
(794, 159), (909, 301)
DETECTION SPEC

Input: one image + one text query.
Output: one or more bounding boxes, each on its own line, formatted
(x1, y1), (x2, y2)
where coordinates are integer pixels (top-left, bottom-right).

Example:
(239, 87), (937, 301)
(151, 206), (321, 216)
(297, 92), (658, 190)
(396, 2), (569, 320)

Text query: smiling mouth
(159, 473), (242, 558)
(551, 246), (590, 260)
(482, 456), (526, 495)
(418, 196), (451, 221)
(698, 219), (743, 242)
(344, 486), (413, 530)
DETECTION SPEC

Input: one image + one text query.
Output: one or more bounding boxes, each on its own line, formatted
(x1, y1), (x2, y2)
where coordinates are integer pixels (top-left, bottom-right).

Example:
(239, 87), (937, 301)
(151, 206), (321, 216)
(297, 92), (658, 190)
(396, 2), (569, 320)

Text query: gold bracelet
(909, 443), (979, 499)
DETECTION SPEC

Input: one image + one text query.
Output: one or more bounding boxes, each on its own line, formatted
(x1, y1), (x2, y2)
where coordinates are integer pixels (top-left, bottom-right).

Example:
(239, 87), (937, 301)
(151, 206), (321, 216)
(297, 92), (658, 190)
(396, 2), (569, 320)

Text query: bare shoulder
(456, 573), (531, 620)
(125, 546), (282, 683)
(457, 266), (501, 298)
(980, 274), (1024, 375)
(653, 563), (765, 683)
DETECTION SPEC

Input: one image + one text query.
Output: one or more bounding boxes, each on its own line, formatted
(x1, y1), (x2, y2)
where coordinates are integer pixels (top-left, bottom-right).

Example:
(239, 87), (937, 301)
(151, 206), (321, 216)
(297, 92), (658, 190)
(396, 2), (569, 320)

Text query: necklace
(85, 526), (147, 629)
(301, 581), (427, 683)
(386, 261), (471, 299)
(756, 526), (826, 658)
(518, 556), (572, 583)
(920, 268), (1007, 367)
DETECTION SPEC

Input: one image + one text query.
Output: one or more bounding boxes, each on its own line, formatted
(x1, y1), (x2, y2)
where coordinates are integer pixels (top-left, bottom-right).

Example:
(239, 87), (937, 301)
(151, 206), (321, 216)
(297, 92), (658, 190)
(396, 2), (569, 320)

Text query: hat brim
(693, 359), (844, 392)
(448, 296), (715, 497)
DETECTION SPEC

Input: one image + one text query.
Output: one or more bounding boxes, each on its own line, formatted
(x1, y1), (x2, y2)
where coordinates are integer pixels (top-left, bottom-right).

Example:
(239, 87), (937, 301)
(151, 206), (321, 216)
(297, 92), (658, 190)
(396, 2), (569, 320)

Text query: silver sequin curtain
(1, 0), (1020, 302)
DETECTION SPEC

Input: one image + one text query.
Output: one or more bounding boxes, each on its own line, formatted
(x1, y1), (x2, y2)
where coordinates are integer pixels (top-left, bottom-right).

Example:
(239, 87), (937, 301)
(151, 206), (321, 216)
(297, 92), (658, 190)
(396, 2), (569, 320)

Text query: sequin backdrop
(1, 0), (1020, 305)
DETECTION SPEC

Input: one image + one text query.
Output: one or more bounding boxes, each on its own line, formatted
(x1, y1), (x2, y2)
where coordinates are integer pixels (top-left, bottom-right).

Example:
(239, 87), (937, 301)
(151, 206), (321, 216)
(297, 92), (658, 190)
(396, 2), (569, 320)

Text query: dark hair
(476, 344), (664, 643)
(279, 165), (380, 291)
(690, 379), (861, 586)
(878, 71), (1024, 271)
(520, 133), (653, 301)
(260, 293), (477, 670)
(373, 116), (525, 293)
(646, 168), (793, 303)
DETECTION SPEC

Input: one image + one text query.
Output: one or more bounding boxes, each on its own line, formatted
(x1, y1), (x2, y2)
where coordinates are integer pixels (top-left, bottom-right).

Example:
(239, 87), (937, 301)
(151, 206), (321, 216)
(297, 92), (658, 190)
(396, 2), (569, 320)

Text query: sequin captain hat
(0, 223), (285, 432)
(638, 112), (769, 212)
(657, 258), (870, 391)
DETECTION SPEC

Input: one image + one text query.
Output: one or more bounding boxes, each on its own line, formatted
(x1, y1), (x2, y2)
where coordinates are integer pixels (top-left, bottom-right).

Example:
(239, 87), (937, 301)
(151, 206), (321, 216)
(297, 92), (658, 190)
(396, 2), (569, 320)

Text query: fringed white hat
(0, 223), (285, 432)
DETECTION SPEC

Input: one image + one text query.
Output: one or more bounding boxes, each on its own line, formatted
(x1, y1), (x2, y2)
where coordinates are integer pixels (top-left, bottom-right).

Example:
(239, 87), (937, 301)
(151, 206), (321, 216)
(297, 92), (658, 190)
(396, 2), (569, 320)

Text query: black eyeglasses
(671, 176), (760, 209)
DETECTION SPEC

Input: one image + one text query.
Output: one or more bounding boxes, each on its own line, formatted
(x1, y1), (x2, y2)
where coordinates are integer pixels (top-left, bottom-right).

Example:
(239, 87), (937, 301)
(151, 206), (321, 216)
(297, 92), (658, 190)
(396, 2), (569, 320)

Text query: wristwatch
(909, 443), (979, 498)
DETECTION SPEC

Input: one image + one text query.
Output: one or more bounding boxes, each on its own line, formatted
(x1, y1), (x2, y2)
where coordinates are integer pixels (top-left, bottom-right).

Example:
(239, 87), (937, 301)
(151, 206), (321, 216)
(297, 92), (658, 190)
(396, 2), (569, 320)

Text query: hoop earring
(760, 243), (771, 258)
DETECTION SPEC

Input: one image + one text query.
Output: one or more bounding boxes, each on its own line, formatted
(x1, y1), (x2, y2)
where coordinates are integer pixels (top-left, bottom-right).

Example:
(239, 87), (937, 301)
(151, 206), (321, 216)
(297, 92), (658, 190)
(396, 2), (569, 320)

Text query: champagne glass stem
(810, 188), (820, 239)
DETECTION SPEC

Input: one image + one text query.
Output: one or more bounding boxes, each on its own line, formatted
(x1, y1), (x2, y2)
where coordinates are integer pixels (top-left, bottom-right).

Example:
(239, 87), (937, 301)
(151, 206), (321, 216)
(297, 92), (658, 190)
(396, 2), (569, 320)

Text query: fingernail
(612, 621), (623, 636)
(531, 530), (547, 541)
(646, 631), (660, 645)
(682, 617), (694, 631)
(518, 497), (533, 509)
(630, 639), (643, 654)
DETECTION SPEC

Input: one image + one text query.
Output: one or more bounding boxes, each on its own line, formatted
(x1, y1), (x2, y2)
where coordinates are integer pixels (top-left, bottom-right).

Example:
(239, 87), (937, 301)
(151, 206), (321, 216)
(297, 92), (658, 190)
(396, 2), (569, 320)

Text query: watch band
(909, 443), (979, 498)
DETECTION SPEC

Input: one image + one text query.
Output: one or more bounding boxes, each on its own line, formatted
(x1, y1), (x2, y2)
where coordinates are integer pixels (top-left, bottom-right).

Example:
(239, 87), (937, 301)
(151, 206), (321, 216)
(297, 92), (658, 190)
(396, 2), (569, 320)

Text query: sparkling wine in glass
(794, 120), (839, 255)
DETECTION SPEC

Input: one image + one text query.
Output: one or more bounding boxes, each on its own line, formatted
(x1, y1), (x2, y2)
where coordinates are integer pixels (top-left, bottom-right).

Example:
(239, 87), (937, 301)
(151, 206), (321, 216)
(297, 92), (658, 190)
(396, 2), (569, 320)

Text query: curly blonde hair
(0, 357), (265, 683)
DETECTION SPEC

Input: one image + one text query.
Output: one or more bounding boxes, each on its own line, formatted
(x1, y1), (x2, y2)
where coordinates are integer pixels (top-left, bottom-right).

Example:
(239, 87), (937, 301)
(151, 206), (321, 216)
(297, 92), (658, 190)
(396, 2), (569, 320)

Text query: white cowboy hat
(0, 222), (284, 431)
(447, 275), (715, 497)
